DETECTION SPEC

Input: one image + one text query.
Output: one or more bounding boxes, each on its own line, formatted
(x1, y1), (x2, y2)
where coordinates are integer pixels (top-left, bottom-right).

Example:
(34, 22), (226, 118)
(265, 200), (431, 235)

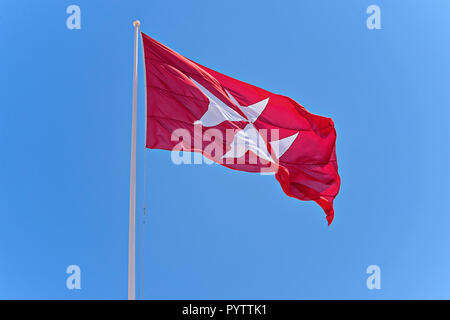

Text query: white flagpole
(128, 19), (140, 301)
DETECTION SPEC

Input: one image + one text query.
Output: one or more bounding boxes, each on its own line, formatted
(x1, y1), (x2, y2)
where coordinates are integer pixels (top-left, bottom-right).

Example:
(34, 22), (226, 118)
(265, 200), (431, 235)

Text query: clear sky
(1, 0), (450, 299)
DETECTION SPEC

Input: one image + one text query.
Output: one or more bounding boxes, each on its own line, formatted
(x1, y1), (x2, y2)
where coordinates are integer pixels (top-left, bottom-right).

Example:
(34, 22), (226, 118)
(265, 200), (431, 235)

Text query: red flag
(142, 33), (341, 225)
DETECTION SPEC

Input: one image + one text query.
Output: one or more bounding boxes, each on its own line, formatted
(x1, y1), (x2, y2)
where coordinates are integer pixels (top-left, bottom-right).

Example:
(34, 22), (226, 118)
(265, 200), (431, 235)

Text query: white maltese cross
(191, 78), (299, 163)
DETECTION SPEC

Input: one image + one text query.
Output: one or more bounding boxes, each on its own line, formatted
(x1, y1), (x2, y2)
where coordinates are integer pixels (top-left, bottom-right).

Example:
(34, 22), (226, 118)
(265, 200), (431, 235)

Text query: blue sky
(1, 0), (450, 299)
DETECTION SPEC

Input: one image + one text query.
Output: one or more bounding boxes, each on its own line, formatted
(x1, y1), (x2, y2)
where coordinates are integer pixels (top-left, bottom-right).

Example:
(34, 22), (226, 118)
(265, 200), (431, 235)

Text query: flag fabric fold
(141, 32), (341, 224)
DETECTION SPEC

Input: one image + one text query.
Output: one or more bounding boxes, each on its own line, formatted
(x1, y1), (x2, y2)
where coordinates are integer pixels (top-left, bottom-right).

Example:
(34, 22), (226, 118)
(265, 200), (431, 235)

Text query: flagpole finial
(133, 20), (140, 28)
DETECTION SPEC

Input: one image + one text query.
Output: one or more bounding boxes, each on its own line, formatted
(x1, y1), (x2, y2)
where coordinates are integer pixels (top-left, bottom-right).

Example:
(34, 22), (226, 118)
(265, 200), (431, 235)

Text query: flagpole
(128, 19), (140, 301)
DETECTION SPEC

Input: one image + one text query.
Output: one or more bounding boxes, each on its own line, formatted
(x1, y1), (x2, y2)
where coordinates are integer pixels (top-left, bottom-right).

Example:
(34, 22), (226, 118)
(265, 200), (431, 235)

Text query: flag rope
(140, 25), (148, 300)
(141, 148), (147, 299)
